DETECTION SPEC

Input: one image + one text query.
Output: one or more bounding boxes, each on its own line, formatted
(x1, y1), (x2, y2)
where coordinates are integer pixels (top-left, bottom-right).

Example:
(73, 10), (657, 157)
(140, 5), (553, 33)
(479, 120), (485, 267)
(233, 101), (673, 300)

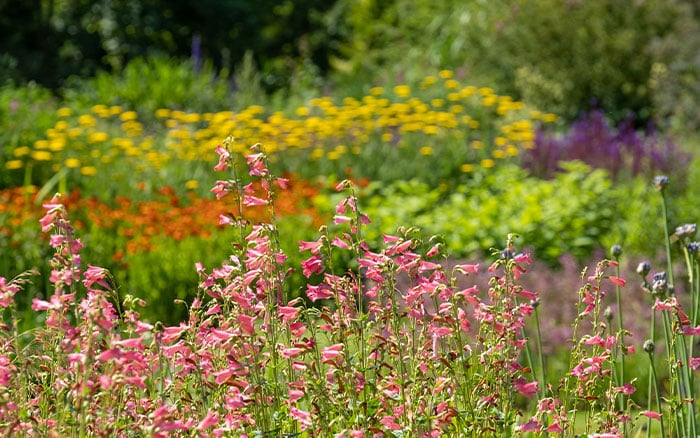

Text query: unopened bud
(643, 340), (655, 353)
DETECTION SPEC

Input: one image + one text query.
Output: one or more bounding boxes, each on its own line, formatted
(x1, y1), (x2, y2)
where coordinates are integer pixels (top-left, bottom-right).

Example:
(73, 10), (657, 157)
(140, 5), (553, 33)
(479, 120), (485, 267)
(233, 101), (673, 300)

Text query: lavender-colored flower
(653, 175), (669, 191)
(651, 272), (668, 296)
(674, 223), (697, 241)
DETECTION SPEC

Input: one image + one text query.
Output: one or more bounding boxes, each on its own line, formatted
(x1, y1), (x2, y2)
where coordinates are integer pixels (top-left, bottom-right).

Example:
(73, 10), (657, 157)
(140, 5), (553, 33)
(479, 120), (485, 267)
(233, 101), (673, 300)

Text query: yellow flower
(480, 159), (495, 168)
(419, 146), (434, 156)
(492, 149), (506, 159)
(431, 98), (444, 108)
(64, 158), (81, 168)
(34, 139), (49, 149)
(460, 163), (474, 173)
(393, 85), (411, 98)
(54, 120), (68, 131)
(155, 108), (171, 118)
(185, 180), (199, 190)
(109, 105), (123, 116)
(444, 79), (460, 89)
(470, 140), (483, 149)
(31, 151), (52, 161)
(80, 166), (98, 176)
(5, 160), (23, 170)
(422, 125), (439, 135)
(296, 107), (310, 117)
(120, 111), (138, 122)
(57, 107), (72, 117)
(89, 132), (109, 143)
(370, 86), (384, 96)
(13, 146), (30, 157)
(542, 113), (559, 123)
(78, 114), (96, 127)
(438, 69), (453, 79)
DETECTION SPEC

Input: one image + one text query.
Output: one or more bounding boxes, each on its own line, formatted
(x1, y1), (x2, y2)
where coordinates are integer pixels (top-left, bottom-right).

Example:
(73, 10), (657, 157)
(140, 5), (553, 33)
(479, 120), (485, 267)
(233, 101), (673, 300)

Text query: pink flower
(641, 410), (662, 420)
(238, 314), (256, 335)
(214, 144), (230, 171)
(278, 306), (300, 323)
(683, 325), (700, 335)
(517, 419), (541, 432)
(288, 389), (304, 403)
(290, 406), (312, 430)
(379, 416), (401, 431)
(242, 195), (268, 206)
(281, 347), (305, 359)
(609, 276), (626, 286)
(513, 377), (538, 399)
(690, 357), (700, 370)
(321, 344), (343, 363)
(455, 263), (479, 275)
(197, 412), (219, 430)
(333, 215), (351, 225)
(298, 239), (323, 254)
(210, 180), (232, 199)
(615, 383), (636, 395)
(301, 255), (324, 278)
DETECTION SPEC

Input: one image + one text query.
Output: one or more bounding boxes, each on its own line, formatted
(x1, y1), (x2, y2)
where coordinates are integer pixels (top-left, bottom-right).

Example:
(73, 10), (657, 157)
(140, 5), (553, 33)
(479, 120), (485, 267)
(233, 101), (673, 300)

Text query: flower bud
(636, 262), (651, 277)
(604, 306), (613, 322)
(653, 175), (669, 191)
(610, 245), (622, 258)
(643, 340), (655, 353)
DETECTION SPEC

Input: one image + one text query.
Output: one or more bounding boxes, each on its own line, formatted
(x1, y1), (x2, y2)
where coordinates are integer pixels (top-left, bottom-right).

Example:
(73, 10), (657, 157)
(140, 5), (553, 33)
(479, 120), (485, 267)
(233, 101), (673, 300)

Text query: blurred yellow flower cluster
(6, 71), (558, 178)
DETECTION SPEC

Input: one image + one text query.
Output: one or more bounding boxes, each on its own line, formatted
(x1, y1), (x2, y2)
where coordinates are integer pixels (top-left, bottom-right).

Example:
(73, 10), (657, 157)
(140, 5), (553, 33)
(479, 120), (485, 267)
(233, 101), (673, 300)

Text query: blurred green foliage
(0, 0), (337, 91)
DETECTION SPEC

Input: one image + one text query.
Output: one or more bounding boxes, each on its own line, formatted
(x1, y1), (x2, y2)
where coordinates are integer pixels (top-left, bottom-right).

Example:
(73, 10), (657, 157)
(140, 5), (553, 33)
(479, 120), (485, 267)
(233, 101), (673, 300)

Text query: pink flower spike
(426, 243), (440, 257)
(641, 410), (662, 420)
(609, 276), (626, 287)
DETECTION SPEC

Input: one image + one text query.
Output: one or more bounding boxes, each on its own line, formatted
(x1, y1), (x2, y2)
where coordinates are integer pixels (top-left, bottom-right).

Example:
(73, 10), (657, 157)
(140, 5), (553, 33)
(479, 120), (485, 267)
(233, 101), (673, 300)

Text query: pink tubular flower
(301, 255), (324, 278)
(238, 314), (256, 335)
(290, 406), (312, 430)
(0, 277), (20, 309)
(513, 378), (538, 399)
(210, 180), (232, 199)
(214, 144), (230, 171)
(197, 412), (219, 430)
(609, 276), (626, 287)
(641, 410), (662, 420)
(321, 344), (343, 363)
(242, 195), (268, 206)
(379, 416), (402, 431)
(278, 306), (300, 323)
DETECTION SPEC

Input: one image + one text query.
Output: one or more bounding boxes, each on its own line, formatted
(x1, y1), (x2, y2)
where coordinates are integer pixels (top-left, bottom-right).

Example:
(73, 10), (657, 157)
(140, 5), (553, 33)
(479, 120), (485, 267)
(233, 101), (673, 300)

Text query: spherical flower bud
(610, 244), (622, 258)
(653, 175), (669, 191)
(643, 340), (655, 353)
(636, 262), (651, 277)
